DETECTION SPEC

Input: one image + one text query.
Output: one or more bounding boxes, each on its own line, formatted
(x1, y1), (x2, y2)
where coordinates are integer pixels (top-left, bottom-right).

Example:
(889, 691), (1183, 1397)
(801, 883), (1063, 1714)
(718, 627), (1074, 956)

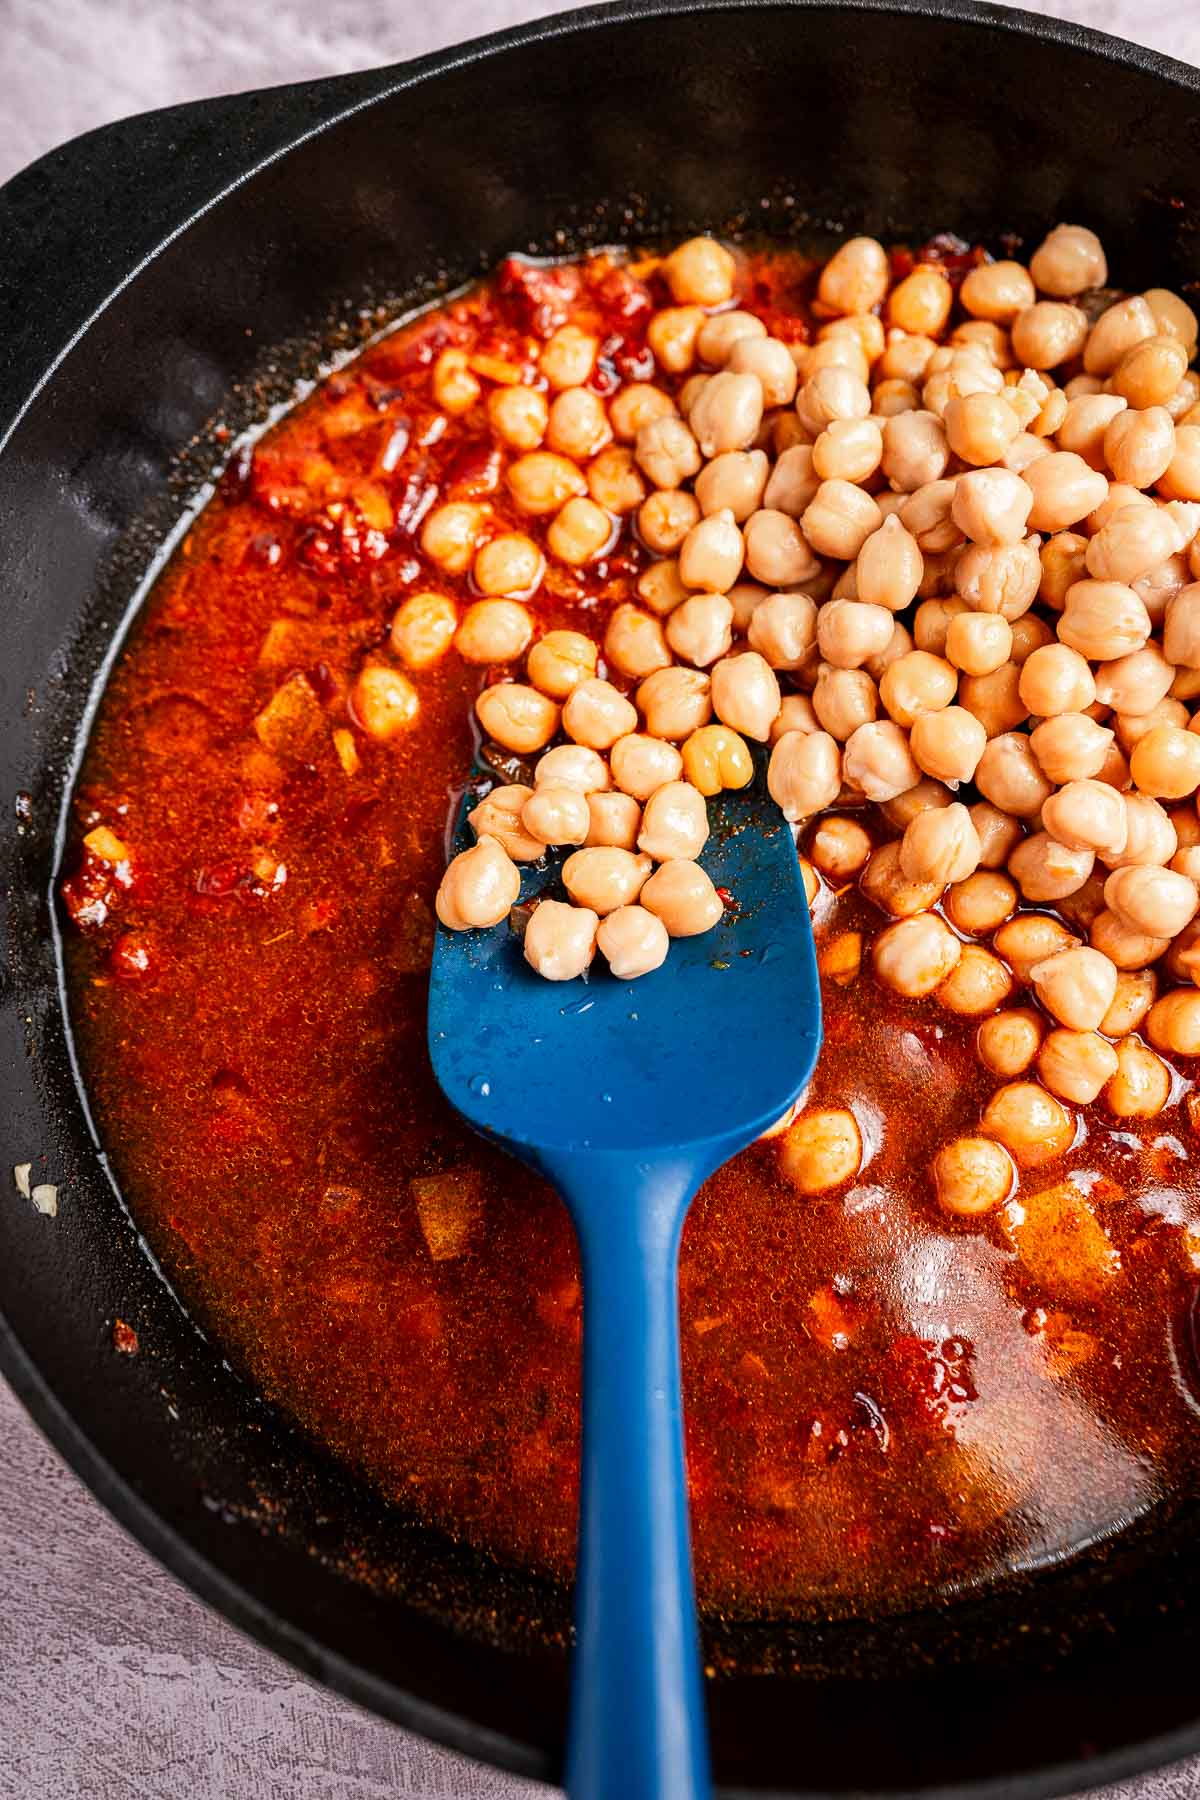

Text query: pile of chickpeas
(419, 226), (1200, 1214)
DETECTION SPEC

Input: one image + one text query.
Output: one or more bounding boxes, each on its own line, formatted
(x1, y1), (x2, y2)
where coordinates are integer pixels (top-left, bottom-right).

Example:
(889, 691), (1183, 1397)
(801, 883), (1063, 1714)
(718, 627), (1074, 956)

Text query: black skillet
(4, 1), (1200, 1793)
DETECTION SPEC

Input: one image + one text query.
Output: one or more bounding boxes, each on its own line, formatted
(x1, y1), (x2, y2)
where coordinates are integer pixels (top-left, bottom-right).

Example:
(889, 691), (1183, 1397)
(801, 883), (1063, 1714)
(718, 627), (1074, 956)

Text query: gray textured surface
(4, 0), (1200, 1794)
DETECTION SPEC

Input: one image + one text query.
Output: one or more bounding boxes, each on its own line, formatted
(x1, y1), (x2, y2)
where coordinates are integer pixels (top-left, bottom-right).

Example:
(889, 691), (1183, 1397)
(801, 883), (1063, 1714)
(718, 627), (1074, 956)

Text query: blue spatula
(428, 777), (822, 1800)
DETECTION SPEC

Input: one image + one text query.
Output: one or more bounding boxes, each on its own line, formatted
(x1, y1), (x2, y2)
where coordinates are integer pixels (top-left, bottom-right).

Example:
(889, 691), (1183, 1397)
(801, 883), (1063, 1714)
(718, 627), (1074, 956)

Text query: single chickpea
(956, 538), (1042, 623)
(609, 733), (683, 802)
(487, 384), (548, 451)
(1130, 723), (1200, 798)
(1084, 294), (1158, 376)
(539, 324), (598, 390)
(767, 730), (842, 821)
(390, 591), (457, 670)
(647, 305), (705, 374)
(595, 904), (670, 980)
(508, 451), (588, 516)
(1106, 791), (1177, 868)
(679, 507), (746, 591)
(865, 618), (917, 682)
(1056, 393), (1128, 470)
(562, 677), (639, 750)
(1164, 583), (1200, 667)
(1101, 968), (1158, 1036)
(689, 371), (764, 458)
(637, 781), (709, 860)
(1030, 223), (1107, 296)
(603, 604), (672, 681)
(472, 532), (542, 600)
(586, 789), (642, 850)
(1145, 287), (1199, 352)
(900, 802), (981, 885)
(796, 364), (871, 435)
(1104, 1036), (1171, 1117)
(728, 335), (798, 407)
(743, 591), (817, 670)
(548, 496), (614, 566)
(435, 834), (521, 932)
(710, 650), (782, 742)
(888, 265), (952, 336)
(779, 1108), (863, 1195)
(1118, 698), (1191, 761)
(937, 943), (1014, 1016)
(977, 1007), (1044, 1077)
(981, 1080), (1074, 1167)
(694, 449), (770, 521)
(1029, 943), (1119, 1032)
(1037, 1029), (1119, 1104)
(1104, 406), (1176, 489)
(946, 612), (1012, 677)
(638, 489), (697, 556)
(763, 443), (820, 518)
(1008, 833), (1096, 903)
(1089, 906), (1169, 971)
(1113, 335), (1189, 410)
(801, 481), (883, 561)
(1094, 644), (1175, 718)
(945, 869), (1017, 934)
(420, 500), (488, 573)
(663, 236), (737, 306)
(1146, 988), (1200, 1055)
(880, 776), (954, 830)
(609, 383), (677, 442)
(475, 681), (560, 753)
(944, 392), (1022, 467)
(933, 1135), (1016, 1216)
(961, 260), (1037, 323)
(952, 468), (1033, 545)
(666, 592), (735, 668)
(588, 445), (647, 515)
(853, 514), (924, 614)
(1021, 452), (1108, 536)
(1008, 612), (1056, 666)
(1017, 643), (1096, 717)
(902, 484), (961, 558)
(546, 386), (612, 461)
(873, 377), (920, 416)
(521, 785), (591, 847)
(809, 815), (873, 883)
(1088, 481), (1157, 534)
(1040, 779), (1127, 856)
(639, 858), (724, 936)
(1158, 424), (1200, 501)
(523, 899), (600, 981)
(454, 599), (534, 665)
(1086, 503), (1180, 587)
(681, 723), (754, 797)
(432, 347), (481, 416)
(820, 310), (887, 363)
(1040, 531), (1090, 610)
(1028, 712), (1114, 784)
(1058, 579), (1151, 661)
(994, 912), (1080, 982)
(817, 236), (890, 315)
(1011, 302), (1089, 370)
(468, 784), (544, 862)
(877, 650), (956, 727)
(817, 600), (895, 670)
(958, 661), (1028, 738)
(637, 666), (713, 740)
(909, 706), (989, 784)
(971, 801), (1024, 869)
(535, 744), (609, 793)
(859, 839), (945, 917)
(1104, 865), (1199, 937)
(874, 913), (962, 997)
(955, 317), (1014, 367)
(561, 846), (653, 914)
(637, 558), (690, 617)
(352, 664), (419, 741)
(843, 719), (922, 801)
(813, 665), (879, 740)
(1165, 915), (1200, 978)
(635, 414), (701, 489)
(744, 508), (820, 586)
(882, 410), (950, 492)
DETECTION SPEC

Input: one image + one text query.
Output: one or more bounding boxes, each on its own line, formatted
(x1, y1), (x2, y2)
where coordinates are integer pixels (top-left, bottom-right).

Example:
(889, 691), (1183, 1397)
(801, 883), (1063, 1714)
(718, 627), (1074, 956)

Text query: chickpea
(938, 944), (1015, 1017)
(1085, 294), (1158, 376)
(659, 593), (731, 669)
(1089, 906), (1169, 971)
(977, 1007), (1044, 1077)
(932, 1135), (1016, 1217)
(1164, 583), (1200, 667)
(1019, 454), (1105, 538)
(914, 601), (970, 662)
(417, 499), (485, 573)
(982, 1080), (1074, 1166)
(1117, 698), (1191, 760)
(1106, 792), (1177, 868)
(606, 733), (680, 803)
(435, 834), (521, 931)
(1130, 723), (1200, 798)
(970, 801), (1024, 870)
(550, 496), (614, 566)
(539, 324), (598, 390)
(690, 449), (767, 522)
(880, 776), (954, 830)
(534, 744), (609, 793)
(745, 591), (818, 670)
(679, 723), (753, 798)
(1058, 579), (1151, 661)
(885, 265), (950, 336)
(779, 1107), (863, 1195)
(561, 846), (652, 914)
(873, 377), (920, 417)
(1085, 504), (1179, 589)
(1038, 780), (1125, 859)
(1007, 832), (1095, 905)
(637, 666), (712, 740)
(1144, 287), (1199, 353)
(695, 311), (771, 371)
(799, 481), (881, 561)
(957, 661), (1028, 738)
(961, 259), (1037, 323)
(865, 619), (917, 683)
(590, 904), (669, 981)
(842, 719), (922, 802)
(767, 730), (841, 822)
(637, 558), (689, 618)
(1035, 1028), (1119, 1104)
(486, 383), (548, 451)
(874, 913), (962, 997)
(452, 598), (531, 664)
(757, 446), (816, 521)
(523, 631), (596, 703)
(475, 679), (559, 752)
(946, 612), (1012, 677)
(639, 858), (724, 936)
(728, 336), (798, 408)
(586, 789), (641, 850)
(899, 802), (980, 885)
(689, 371), (764, 458)
(563, 675), (638, 749)
(816, 236), (889, 315)
(390, 591), (457, 670)
(945, 869), (1017, 934)
(663, 236), (736, 306)
(467, 783), (543, 862)
(809, 815), (872, 883)
(543, 387), (609, 462)
(882, 410), (950, 493)
(941, 391), (1019, 467)
(809, 666), (876, 741)
(1103, 406), (1175, 490)
(522, 899), (600, 981)
(609, 383), (677, 443)
(821, 310), (887, 362)
(810, 417), (882, 483)
(850, 516), (921, 615)
(1011, 302), (1089, 370)
(1101, 968), (1158, 1036)
(1028, 712), (1114, 785)
(677, 507), (744, 592)
(521, 784), (591, 847)
(951, 467), (1033, 546)
(1094, 645), (1175, 719)
(637, 781), (709, 861)
(1146, 987), (1200, 1055)
(1104, 865), (1199, 938)
(1008, 613), (1056, 669)
(603, 604), (672, 681)
(633, 414), (699, 491)
(770, 694), (820, 743)
(1015, 643), (1094, 718)
(907, 707), (988, 786)
(431, 347), (481, 416)
(1040, 531), (1089, 611)
(816, 600), (894, 670)
(994, 912), (1079, 982)
(588, 445), (647, 515)
(647, 305), (705, 374)
(1158, 424), (1200, 502)
(954, 541), (1040, 627)
(1104, 1035), (1171, 1116)
(350, 664), (419, 741)
(859, 839), (945, 917)
(507, 451), (587, 517)
(1027, 223), (1106, 297)
(1029, 944), (1119, 1032)
(744, 507), (820, 586)
(871, 651), (949, 730)
(1113, 336), (1189, 412)
(797, 365), (871, 436)
(1056, 392), (1128, 470)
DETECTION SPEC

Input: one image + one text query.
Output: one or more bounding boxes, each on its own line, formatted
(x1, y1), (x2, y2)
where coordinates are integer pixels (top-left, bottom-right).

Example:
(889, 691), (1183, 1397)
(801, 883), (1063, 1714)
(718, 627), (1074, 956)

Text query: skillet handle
(561, 1157), (712, 1800)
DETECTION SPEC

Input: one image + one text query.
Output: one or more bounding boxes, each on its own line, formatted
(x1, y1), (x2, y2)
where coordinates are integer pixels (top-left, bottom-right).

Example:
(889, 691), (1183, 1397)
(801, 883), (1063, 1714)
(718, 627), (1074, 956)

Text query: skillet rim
(4, 2), (1200, 1793)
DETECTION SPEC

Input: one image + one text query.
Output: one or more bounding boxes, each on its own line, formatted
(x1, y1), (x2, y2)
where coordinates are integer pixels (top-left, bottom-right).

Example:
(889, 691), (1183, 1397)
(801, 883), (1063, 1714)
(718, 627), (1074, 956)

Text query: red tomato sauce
(61, 247), (1200, 1620)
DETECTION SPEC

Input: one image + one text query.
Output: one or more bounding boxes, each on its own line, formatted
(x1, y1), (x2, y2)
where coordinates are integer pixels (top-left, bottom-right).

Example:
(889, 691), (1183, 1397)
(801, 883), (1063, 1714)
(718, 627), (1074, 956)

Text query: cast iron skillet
(5, 1), (1200, 1792)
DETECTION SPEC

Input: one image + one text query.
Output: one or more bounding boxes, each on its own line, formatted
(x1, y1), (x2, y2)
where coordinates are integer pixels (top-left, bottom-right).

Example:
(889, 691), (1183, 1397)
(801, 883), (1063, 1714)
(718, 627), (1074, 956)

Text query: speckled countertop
(5, 2), (1200, 1795)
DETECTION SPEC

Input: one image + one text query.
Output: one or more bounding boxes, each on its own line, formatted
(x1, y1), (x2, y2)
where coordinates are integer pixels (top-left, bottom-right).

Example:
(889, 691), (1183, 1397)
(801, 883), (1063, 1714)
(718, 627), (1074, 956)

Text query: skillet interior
(4, 2), (1200, 1791)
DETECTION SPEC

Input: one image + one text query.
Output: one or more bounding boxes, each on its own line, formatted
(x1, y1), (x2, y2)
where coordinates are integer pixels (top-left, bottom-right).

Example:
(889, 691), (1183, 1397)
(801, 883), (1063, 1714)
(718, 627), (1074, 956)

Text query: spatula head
(428, 779), (822, 1162)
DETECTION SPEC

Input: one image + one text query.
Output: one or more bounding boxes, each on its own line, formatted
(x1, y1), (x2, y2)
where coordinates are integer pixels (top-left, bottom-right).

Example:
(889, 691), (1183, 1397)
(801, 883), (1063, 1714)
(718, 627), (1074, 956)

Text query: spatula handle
(563, 1161), (712, 1800)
